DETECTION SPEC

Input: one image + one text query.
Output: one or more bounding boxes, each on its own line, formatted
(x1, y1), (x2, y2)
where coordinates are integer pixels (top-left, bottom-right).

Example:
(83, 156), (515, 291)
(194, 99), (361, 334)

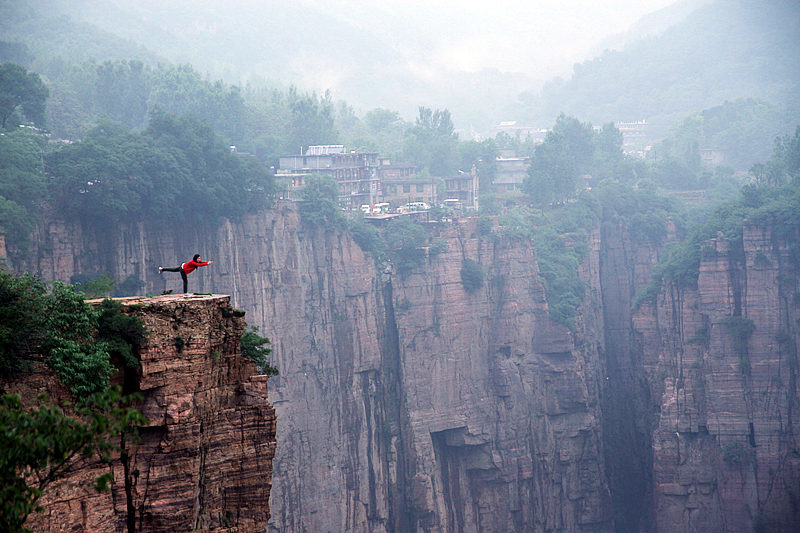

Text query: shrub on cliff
(241, 326), (278, 376)
(460, 259), (484, 293)
(383, 218), (427, 275)
(297, 174), (343, 228)
(0, 271), (145, 393)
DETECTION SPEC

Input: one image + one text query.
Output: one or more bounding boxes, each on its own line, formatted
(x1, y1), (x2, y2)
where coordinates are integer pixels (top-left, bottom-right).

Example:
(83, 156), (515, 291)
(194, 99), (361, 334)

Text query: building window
(416, 184), (424, 192)
(403, 184), (411, 193)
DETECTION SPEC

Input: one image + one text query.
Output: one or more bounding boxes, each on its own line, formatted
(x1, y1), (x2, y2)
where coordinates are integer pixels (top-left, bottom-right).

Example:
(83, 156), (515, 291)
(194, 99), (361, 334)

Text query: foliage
(297, 174), (343, 227)
(0, 271), (147, 395)
(383, 217), (428, 276)
(0, 62), (48, 129)
(347, 217), (385, 258)
(595, 180), (682, 245)
(533, 227), (586, 329)
(428, 239), (448, 256)
(44, 283), (114, 396)
(241, 326), (277, 376)
(0, 129), (47, 250)
(722, 316), (755, 354)
(518, 2), (800, 142)
(523, 115), (627, 206)
(95, 299), (146, 370)
(0, 387), (145, 532)
(722, 440), (751, 465)
(634, 164), (800, 308)
(460, 259), (484, 293)
(495, 194), (601, 329)
(46, 113), (275, 227)
(658, 99), (796, 173)
(69, 273), (116, 299)
(403, 107), (459, 176)
(0, 272), (48, 377)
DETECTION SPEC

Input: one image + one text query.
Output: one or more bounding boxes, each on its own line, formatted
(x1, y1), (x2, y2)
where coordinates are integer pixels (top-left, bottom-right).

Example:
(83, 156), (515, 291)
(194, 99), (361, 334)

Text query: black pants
(162, 266), (188, 293)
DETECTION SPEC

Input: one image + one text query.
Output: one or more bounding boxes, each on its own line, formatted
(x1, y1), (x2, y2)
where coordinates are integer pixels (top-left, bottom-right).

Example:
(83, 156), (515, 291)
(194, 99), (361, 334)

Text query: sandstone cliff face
(16, 206), (613, 532)
(14, 203), (799, 532)
(633, 225), (800, 532)
(4, 295), (276, 532)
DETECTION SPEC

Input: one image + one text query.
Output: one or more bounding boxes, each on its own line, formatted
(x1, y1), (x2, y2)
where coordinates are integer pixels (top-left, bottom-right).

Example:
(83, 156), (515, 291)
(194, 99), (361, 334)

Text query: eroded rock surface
(4, 295), (276, 532)
(14, 203), (799, 532)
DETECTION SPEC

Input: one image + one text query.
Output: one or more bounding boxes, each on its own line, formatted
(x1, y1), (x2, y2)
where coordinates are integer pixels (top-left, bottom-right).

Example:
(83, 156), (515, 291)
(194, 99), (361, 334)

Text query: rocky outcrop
(5, 295), (276, 532)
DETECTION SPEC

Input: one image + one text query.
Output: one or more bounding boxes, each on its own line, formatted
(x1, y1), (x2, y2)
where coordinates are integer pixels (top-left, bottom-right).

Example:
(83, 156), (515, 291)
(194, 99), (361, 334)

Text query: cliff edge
(6, 294), (276, 532)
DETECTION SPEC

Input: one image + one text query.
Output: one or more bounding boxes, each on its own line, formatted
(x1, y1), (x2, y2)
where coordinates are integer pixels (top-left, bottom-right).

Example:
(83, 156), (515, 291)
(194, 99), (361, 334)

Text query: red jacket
(181, 259), (210, 274)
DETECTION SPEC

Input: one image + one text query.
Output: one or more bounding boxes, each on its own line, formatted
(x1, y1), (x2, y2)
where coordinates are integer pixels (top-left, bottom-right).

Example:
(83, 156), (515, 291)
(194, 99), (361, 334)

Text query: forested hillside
(0, 0), (532, 132)
(513, 0), (800, 140)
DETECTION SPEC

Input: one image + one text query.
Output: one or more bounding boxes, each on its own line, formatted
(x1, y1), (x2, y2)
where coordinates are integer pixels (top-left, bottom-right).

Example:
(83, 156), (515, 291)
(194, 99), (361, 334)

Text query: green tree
(0, 388), (145, 532)
(0, 129), (46, 249)
(95, 60), (149, 129)
(523, 114), (596, 206)
(403, 107), (459, 176)
(46, 113), (274, 227)
(241, 326), (277, 376)
(384, 217), (427, 275)
(0, 63), (48, 129)
(286, 87), (338, 152)
(297, 174), (342, 227)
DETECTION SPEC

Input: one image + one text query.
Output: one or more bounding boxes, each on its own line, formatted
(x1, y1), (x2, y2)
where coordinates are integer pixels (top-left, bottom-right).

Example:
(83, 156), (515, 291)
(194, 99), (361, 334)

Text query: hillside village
(275, 119), (653, 214)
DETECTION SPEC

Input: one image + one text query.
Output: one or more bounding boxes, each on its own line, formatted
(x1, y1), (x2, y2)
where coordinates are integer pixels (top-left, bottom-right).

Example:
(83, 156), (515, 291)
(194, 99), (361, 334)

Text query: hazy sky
(310, 0), (687, 76)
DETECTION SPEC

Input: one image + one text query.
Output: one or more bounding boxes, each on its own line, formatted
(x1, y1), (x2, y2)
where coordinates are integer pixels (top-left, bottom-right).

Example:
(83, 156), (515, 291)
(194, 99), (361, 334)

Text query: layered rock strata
(634, 225), (800, 532)
(16, 207), (613, 532)
(14, 203), (799, 531)
(5, 294), (276, 532)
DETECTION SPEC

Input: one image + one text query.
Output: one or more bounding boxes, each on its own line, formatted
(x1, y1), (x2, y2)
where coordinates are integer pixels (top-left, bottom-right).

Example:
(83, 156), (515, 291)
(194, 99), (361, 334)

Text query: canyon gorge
(8, 201), (799, 532)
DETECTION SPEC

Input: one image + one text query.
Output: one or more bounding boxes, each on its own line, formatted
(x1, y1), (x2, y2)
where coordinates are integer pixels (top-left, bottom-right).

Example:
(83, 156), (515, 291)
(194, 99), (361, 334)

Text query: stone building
(493, 149), (530, 193)
(277, 145), (381, 208)
(380, 174), (438, 207)
(443, 167), (479, 209)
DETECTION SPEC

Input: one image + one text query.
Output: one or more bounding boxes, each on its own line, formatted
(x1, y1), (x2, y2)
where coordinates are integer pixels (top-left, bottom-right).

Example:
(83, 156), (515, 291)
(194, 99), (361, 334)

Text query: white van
(403, 202), (430, 212)
(442, 199), (463, 210)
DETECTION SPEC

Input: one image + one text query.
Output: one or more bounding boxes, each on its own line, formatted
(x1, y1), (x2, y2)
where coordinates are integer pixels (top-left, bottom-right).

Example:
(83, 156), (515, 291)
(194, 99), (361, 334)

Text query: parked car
(400, 202), (430, 213)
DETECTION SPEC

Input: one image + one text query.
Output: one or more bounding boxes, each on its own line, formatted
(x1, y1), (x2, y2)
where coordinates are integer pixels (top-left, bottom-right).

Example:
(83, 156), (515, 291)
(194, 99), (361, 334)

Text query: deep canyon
(9, 201), (800, 532)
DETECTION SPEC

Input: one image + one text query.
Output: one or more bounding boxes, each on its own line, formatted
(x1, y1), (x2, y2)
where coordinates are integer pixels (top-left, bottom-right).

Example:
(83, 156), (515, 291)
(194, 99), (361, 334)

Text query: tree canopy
(403, 107), (460, 176)
(45, 114), (275, 227)
(0, 63), (48, 129)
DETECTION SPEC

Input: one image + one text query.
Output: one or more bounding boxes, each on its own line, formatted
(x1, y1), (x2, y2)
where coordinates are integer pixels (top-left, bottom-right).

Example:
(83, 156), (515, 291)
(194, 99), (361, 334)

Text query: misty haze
(1, 0), (799, 531)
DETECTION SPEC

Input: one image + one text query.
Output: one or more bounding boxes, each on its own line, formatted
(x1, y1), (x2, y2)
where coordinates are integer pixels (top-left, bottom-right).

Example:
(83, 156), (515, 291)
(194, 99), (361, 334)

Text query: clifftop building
(277, 145), (381, 208)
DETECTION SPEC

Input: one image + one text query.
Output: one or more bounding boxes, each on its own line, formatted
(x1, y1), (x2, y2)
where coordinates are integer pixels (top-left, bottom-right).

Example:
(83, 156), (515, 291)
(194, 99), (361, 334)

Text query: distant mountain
(590, 0), (712, 56)
(511, 0), (800, 140)
(0, 0), (534, 134)
(0, 0), (163, 68)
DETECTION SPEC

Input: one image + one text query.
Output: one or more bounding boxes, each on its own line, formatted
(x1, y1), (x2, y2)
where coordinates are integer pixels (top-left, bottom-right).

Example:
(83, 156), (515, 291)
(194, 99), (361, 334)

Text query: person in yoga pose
(159, 254), (213, 294)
